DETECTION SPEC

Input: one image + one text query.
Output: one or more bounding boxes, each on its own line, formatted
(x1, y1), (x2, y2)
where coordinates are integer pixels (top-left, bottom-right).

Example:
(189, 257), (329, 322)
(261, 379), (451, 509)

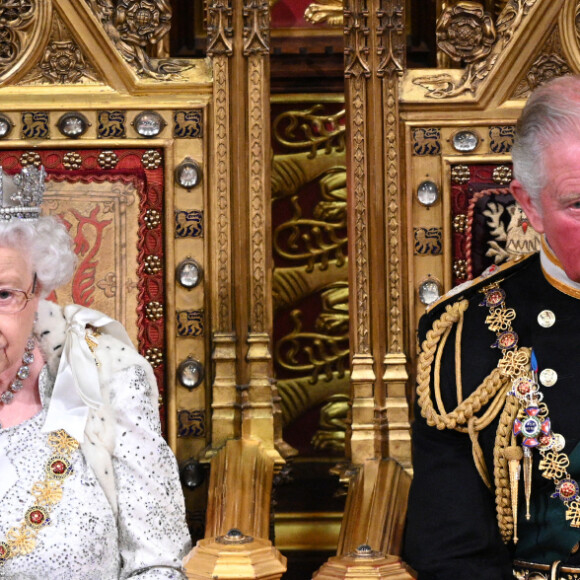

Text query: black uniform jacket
(404, 252), (580, 579)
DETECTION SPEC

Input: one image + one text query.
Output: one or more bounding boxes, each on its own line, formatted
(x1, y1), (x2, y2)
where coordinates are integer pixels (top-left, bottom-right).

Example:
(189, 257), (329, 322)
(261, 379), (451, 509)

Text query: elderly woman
(0, 166), (191, 578)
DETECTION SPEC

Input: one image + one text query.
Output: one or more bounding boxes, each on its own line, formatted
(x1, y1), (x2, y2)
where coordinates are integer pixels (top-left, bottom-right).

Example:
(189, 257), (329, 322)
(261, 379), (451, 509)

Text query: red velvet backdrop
(271, 0), (312, 27)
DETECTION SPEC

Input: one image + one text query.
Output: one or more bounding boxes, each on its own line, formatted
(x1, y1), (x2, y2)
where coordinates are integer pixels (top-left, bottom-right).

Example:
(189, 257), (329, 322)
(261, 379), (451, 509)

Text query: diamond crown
(0, 165), (46, 222)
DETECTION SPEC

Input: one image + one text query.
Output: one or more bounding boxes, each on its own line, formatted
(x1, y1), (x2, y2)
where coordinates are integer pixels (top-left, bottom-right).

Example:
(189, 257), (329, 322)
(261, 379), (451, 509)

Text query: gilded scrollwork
(276, 284), (349, 381)
(310, 394), (350, 453)
(436, 1), (496, 64)
(304, 0), (344, 27)
(273, 105), (345, 159)
(86, 0), (190, 79)
(272, 101), (349, 449)
(273, 172), (347, 272)
(414, 0), (537, 99)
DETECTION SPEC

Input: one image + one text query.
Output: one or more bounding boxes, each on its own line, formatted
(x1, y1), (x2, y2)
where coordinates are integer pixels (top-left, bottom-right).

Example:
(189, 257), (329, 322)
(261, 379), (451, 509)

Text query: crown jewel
(0, 165), (46, 221)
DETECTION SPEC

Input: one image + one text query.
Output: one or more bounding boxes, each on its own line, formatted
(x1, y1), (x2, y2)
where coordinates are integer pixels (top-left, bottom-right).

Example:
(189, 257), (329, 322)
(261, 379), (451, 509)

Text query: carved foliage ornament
(414, 0), (537, 98)
(512, 27), (571, 100)
(436, 1), (496, 63)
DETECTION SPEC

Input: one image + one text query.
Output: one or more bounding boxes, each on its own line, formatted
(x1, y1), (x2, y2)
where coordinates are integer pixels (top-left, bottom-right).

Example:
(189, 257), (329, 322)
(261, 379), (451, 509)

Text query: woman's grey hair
(0, 215), (76, 297)
(512, 75), (580, 205)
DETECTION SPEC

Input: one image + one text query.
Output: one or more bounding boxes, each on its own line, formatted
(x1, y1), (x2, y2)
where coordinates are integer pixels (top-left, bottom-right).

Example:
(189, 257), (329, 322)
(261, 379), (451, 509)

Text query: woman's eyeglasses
(0, 273), (37, 314)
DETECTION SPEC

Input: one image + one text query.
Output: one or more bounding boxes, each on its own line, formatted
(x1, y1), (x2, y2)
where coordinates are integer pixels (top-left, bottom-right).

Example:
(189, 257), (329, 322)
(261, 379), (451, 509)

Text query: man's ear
(510, 179), (545, 234)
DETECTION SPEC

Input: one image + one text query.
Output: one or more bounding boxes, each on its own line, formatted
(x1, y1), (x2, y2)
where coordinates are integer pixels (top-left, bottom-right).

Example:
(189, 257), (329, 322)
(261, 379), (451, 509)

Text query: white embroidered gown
(0, 365), (191, 579)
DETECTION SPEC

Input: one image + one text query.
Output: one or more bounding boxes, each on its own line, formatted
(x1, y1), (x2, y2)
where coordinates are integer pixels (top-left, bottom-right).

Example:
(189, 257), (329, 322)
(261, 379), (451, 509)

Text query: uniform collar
(540, 236), (580, 299)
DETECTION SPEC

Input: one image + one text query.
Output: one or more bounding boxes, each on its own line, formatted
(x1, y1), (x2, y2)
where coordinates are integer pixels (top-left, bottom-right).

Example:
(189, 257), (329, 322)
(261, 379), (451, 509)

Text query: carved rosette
(17, 11), (101, 85)
(116, 0), (171, 45)
(436, 1), (496, 63)
(512, 26), (571, 99)
(87, 0), (188, 79)
(414, 0), (538, 99)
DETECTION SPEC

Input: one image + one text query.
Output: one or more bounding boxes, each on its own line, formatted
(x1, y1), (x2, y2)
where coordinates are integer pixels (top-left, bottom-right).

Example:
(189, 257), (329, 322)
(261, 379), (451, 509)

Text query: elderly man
(405, 75), (580, 579)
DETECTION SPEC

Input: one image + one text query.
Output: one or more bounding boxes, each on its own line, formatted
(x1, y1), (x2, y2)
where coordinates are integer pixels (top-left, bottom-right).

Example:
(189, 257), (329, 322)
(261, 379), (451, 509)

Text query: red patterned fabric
(451, 163), (515, 286)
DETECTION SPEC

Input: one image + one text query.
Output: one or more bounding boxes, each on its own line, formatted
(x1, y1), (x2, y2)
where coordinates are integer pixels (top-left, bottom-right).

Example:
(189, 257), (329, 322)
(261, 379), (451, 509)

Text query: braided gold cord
(417, 300), (508, 432)
(494, 393), (521, 544)
(468, 416), (492, 489)
(417, 299), (518, 491)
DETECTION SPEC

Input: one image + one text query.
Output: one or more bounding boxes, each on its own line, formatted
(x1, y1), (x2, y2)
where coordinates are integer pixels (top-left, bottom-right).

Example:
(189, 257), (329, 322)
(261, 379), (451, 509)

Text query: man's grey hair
(512, 75), (580, 205)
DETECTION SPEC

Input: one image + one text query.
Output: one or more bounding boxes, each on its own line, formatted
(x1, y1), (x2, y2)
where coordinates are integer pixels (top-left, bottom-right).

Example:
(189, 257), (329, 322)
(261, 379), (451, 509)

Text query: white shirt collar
(540, 236), (580, 299)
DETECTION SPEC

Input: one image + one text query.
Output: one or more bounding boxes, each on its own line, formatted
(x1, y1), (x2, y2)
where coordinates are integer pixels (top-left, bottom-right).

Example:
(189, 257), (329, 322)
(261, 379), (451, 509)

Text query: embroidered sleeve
(109, 364), (191, 579)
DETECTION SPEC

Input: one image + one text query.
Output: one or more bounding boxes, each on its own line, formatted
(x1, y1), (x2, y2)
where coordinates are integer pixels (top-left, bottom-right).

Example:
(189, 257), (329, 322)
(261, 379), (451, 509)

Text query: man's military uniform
(405, 239), (580, 580)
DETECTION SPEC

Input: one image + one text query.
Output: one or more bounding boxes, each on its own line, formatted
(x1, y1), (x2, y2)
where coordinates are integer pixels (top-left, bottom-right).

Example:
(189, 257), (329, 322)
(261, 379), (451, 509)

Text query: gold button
(537, 310), (556, 328)
(571, 542), (580, 554)
(539, 368), (558, 387)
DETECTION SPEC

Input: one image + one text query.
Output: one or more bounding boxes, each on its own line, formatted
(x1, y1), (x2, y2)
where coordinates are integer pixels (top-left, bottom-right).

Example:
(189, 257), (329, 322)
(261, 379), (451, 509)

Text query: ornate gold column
(345, 0), (411, 468)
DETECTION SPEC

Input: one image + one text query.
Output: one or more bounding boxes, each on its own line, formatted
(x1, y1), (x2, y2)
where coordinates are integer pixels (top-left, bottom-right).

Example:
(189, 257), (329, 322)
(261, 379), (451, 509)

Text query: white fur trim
(34, 300), (159, 516)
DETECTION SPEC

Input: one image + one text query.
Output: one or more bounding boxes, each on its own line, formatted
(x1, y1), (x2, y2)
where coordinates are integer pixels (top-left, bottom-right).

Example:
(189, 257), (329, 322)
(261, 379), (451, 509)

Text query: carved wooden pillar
(207, 0), (240, 449)
(379, 3), (412, 470)
(317, 1), (414, 574)
(191, 4), (286, 576)
(345, 0), (411, 468)
(237, 0), (278, 455)
(206, 0), (280, 457)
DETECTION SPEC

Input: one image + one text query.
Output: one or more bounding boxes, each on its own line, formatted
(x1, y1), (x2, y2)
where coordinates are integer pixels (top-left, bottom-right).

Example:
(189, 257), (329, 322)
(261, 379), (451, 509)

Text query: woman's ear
(510, 179), (545, 234)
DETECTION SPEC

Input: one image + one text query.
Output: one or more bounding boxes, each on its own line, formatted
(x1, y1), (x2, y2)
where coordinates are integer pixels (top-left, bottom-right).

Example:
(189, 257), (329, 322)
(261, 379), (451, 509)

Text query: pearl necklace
(0, 337), (35, 428)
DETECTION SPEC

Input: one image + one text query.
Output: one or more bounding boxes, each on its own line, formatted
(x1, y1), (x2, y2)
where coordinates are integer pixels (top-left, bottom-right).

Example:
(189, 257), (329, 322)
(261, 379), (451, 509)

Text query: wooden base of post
(313, 549), (416, 579)
(184, 530), (287, 580)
